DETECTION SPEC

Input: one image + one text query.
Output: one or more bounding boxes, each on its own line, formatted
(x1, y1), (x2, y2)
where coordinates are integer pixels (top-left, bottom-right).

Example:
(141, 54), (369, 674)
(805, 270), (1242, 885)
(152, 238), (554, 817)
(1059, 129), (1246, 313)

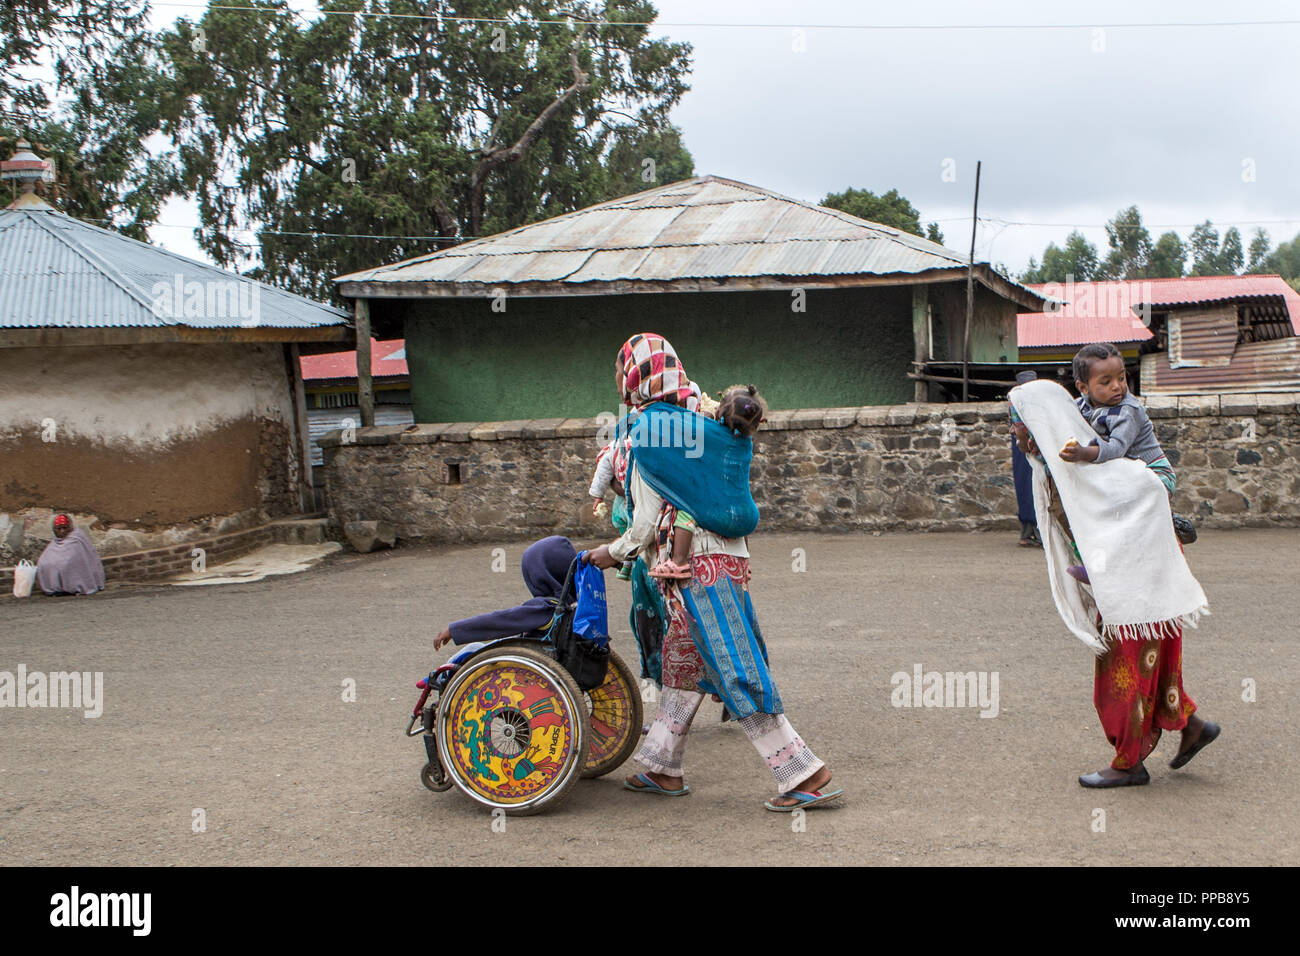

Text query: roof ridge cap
(424, 234), (911, 258)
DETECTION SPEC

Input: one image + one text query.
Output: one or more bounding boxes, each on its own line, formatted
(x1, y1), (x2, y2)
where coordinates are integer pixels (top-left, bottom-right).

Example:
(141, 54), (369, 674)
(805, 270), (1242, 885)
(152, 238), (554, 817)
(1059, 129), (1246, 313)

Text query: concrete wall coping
(316, 393), (1300, 447)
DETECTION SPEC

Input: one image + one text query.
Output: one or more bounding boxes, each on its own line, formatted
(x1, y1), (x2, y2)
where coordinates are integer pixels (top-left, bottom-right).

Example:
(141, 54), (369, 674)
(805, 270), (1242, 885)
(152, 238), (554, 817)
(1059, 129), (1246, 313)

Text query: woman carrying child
(1009, 357), (1219, 788)
(584, 333), (841, 812)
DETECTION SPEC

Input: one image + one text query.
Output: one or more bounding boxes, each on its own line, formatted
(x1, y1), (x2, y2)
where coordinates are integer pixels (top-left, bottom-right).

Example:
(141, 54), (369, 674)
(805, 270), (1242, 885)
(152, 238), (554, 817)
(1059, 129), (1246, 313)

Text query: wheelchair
(407, 635), (644, 816)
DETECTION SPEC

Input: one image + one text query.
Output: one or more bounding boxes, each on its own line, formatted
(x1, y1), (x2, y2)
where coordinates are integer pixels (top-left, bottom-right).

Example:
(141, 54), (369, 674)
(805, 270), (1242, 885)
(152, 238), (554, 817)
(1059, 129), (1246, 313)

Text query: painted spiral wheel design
(581, 649), (645, 778)
(437, 647), (589, 815)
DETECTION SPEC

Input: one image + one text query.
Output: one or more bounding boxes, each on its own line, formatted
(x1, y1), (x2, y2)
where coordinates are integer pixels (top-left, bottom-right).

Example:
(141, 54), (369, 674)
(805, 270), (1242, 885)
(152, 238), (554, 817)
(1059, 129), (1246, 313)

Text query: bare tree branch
(467, 21), (593, 235)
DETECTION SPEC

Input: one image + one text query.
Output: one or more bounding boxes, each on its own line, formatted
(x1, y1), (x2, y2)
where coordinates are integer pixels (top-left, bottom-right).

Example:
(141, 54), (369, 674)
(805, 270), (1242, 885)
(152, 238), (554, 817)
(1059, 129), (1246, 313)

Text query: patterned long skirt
(1094, 620), (1197, 769)
(634, 553), (822, 792)
(659, 582), (707, 691)
(679, 554), (783, 718)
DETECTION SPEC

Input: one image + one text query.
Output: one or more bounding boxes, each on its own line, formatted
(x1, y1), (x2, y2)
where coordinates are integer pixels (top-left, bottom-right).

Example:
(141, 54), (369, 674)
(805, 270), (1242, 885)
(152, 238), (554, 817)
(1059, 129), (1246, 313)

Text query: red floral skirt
(1094, 620), (1197, 769)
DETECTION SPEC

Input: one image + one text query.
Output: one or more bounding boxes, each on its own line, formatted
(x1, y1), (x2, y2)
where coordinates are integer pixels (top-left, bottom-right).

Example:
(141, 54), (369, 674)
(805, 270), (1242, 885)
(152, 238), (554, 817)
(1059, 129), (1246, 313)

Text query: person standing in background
(1012, 371), (1041, 548)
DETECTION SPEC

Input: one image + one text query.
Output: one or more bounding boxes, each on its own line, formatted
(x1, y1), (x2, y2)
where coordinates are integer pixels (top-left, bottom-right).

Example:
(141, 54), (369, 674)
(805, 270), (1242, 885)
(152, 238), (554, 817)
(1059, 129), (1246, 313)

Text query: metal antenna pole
(963, 160), (982, 402)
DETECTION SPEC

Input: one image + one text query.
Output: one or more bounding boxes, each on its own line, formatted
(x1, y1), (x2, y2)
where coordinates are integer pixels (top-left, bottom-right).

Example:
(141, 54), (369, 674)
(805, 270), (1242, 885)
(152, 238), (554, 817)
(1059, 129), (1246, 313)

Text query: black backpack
(544, 557), (611, 692)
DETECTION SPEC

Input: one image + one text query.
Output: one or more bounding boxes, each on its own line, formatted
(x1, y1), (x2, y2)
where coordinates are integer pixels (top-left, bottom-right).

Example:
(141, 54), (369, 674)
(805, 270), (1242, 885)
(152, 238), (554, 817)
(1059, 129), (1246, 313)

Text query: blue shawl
(621, 402), (759, 539)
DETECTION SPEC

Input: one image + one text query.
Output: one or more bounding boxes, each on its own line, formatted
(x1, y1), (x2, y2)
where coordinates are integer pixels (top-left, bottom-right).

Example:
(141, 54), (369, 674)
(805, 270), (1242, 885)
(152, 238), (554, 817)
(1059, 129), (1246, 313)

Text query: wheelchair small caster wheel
(421, 760), (453, 793)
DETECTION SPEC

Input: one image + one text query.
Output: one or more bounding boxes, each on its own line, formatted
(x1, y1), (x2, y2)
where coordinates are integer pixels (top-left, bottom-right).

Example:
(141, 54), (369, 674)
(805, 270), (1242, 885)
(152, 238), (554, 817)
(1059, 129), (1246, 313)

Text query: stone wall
(320, 392), (1300, 544)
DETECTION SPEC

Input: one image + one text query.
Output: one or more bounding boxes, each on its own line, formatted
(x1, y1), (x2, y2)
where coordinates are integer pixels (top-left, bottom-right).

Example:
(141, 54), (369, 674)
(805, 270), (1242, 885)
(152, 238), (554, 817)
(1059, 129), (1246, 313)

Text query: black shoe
(1173, 513), (1197, 545)
(1078, 765), (1150, 788)
(1170, 720), (1220, 769)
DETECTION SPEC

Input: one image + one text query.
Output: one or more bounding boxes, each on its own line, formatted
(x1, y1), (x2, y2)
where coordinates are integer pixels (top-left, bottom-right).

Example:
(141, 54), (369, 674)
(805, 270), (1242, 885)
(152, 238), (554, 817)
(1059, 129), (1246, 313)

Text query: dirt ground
(1, 528), (1294, 866)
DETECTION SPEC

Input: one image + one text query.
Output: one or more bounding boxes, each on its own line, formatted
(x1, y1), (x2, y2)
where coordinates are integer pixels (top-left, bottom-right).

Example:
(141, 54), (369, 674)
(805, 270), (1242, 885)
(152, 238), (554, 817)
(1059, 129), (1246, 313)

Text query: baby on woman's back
(649, 384), (768, 583)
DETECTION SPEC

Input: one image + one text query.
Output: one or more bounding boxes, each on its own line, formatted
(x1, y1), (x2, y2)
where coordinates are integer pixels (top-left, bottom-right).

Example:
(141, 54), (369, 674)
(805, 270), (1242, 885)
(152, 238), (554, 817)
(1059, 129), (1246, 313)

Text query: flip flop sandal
(623, 772), (691, 796)
(1169, 721), (1220, 769)
(764, 787), (844, 812)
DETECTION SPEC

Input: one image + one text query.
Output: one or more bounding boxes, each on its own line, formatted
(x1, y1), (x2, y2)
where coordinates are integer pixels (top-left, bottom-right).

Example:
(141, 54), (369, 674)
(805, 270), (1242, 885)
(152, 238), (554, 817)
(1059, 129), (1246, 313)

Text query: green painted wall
(396, 287), (919, 423)
(928, 283), (1018, 365)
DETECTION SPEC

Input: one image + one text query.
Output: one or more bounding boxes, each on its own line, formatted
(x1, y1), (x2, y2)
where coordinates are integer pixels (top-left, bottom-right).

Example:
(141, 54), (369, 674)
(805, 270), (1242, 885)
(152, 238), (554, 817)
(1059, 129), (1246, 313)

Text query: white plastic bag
(12, 560), (36, 598)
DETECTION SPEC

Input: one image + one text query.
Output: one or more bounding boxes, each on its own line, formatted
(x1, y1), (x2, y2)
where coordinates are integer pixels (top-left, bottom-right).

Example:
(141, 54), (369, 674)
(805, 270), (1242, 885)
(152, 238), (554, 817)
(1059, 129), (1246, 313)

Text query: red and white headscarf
(618, 333), (701, 412)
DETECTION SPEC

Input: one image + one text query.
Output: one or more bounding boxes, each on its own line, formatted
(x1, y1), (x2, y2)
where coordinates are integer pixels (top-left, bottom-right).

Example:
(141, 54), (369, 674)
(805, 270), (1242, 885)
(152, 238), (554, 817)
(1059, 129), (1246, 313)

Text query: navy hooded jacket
(446, 536), (577, 646)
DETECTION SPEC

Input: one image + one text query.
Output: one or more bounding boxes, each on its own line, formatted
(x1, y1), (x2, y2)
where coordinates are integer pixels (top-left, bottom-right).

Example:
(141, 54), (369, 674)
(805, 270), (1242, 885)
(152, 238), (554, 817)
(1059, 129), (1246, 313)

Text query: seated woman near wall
(37, 514), (106, 596)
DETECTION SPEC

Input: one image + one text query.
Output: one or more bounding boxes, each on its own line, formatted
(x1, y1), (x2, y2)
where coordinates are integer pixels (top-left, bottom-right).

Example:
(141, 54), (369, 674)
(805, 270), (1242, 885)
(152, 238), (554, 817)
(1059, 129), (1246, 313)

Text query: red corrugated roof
(1017, 274), (1300, 348)
(300, 338), (408, 380)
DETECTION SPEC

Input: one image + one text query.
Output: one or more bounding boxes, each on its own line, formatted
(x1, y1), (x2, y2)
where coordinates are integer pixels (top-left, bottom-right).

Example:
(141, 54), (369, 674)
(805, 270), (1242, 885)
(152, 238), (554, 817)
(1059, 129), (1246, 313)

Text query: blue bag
(572, 554), (610, 649)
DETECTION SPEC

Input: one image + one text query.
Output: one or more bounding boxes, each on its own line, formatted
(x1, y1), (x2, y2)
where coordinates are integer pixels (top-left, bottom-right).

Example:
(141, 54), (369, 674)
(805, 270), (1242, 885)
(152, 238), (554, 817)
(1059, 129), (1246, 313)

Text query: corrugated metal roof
(335, 175), (1042, 305)
(0, 205), (348, 330)
(1127, 274), (1300, 317)
(1018, 275), (1300, 348)
(300, 338), (409, 381)
(1018, 312), (1154, 349)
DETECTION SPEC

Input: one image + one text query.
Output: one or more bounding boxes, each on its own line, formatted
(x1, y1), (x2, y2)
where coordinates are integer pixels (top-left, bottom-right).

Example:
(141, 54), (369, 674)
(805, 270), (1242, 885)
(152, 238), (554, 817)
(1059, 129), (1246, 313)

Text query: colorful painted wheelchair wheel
(436, 646), (589, 815)
(581, 648), (644, 779)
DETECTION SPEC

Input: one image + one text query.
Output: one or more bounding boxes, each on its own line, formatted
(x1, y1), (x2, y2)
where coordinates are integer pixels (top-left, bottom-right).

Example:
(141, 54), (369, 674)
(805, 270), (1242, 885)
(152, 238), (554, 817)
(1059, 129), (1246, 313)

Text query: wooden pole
(354, 298), (374, 427)
(912, 285), (929, 402)
(963, 160), (982, 403)
(286, 343), (315, 512)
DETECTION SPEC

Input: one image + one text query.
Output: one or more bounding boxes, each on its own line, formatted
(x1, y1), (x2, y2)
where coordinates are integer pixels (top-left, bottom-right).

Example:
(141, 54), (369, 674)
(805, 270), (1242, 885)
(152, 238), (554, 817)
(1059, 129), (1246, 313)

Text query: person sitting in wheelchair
(433, 536), (576, 652)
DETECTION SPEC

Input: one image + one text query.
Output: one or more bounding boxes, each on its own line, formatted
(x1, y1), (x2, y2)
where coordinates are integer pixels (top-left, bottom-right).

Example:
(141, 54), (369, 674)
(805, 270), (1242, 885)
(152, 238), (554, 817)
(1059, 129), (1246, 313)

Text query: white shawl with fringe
(1009, 379), (1209, 653)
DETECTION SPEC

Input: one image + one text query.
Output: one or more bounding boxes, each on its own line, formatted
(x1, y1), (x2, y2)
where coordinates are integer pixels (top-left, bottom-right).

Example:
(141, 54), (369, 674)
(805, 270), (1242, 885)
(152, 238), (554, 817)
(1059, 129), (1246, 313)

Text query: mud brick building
(0, 141), (350, 568)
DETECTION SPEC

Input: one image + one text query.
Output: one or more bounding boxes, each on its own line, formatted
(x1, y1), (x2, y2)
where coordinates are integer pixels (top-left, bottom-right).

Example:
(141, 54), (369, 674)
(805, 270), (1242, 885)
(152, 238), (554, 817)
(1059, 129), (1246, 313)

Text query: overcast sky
(152, 0), (1300, 276)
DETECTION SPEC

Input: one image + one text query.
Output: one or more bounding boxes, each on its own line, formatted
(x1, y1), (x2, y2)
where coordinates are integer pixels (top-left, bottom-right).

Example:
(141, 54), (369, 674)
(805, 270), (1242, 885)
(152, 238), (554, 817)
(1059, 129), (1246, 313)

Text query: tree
(1188, 221), (1221, 275)
(1020, 230), (1098, 283)
(1096, 205), (1152, 279)
(820, 186), (943, 244)
(160, 1), (693, 299)
(1218, 226), (1244, 275)
(1188, 221), (1245, 276)
(1265, 232), (1300, 291)
(2, 1), (146, 117)
(1146, 231), (1186, 279)
(602, 124), (693, 199)
(1247, 227), (1271, 272)
(0, 1), (176, 236)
